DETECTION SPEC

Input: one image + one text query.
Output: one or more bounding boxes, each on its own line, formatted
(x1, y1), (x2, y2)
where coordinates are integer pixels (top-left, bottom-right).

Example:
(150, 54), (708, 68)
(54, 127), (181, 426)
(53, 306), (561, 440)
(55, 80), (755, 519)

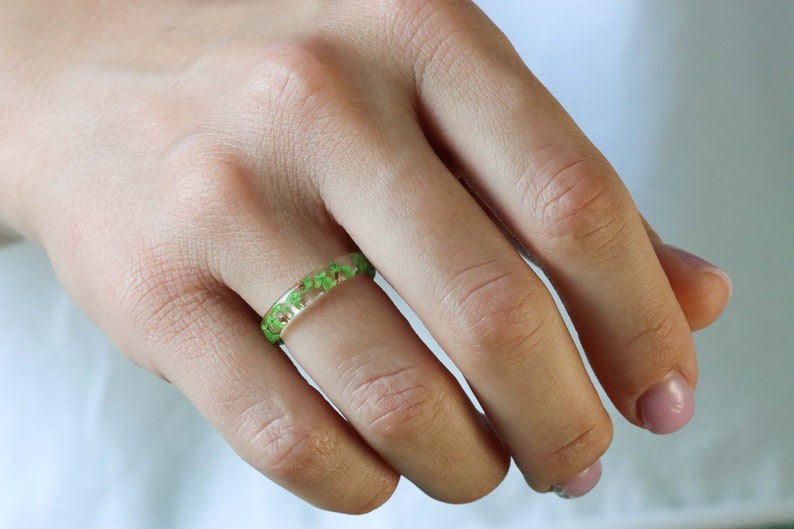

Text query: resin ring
(261, 252), (376, 345)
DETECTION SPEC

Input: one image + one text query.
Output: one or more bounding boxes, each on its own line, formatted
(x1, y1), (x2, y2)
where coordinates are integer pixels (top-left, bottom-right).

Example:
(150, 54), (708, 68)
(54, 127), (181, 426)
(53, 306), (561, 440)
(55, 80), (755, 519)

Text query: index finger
(413, 3), (697, 432)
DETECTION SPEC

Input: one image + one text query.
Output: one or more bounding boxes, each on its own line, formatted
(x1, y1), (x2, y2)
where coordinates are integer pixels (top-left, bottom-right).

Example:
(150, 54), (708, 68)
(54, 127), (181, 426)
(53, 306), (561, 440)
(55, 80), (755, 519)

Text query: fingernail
(668, 246), (733, 299)
(552, 459), (602, 499)
(637, 371), (695, 435)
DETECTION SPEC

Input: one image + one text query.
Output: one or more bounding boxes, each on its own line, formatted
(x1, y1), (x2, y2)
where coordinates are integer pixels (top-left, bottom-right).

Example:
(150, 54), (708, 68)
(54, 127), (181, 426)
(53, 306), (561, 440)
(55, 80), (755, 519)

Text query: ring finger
(220, 195), (510, 503)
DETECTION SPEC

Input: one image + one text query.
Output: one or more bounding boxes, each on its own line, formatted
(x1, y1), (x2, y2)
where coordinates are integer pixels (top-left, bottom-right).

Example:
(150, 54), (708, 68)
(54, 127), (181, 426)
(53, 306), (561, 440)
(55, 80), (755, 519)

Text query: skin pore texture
(0, 0), (730, 514)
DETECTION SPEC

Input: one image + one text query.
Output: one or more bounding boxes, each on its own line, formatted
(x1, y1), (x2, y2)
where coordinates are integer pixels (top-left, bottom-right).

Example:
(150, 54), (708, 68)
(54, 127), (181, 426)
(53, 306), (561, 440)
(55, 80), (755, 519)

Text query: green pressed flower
(262, 324), (281, 344)
(261, 253), (377, 345)
(267, 304), (291, 330)
(352, 252), (374, 277)
(328, 261), (354, 280)
(285, 290), (305, 308)
(314, 271), (335, 291)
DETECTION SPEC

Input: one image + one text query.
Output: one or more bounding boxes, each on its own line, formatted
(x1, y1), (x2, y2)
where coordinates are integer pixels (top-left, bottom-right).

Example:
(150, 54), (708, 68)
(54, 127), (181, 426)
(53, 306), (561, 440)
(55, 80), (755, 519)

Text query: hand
(0, 0), (731, 512)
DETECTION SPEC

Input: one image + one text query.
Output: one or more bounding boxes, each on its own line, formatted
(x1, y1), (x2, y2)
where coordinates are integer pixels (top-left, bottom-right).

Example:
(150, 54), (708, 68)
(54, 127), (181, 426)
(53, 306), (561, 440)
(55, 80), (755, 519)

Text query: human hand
(0, 0), (731, 512)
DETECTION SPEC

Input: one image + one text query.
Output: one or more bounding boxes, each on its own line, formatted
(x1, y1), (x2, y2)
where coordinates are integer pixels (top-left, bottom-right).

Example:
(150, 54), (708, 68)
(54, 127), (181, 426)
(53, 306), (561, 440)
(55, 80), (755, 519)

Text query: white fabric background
(1, 1), (792, 528)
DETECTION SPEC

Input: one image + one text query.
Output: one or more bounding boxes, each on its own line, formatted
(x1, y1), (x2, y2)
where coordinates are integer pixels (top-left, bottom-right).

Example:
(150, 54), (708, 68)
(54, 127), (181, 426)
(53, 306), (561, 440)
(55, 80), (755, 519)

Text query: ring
(261, 252), (376, 344)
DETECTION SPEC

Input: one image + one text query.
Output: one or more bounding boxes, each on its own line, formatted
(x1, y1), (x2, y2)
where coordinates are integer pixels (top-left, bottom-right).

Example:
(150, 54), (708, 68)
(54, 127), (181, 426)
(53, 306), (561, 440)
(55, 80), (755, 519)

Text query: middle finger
(319, 113), (613, 492)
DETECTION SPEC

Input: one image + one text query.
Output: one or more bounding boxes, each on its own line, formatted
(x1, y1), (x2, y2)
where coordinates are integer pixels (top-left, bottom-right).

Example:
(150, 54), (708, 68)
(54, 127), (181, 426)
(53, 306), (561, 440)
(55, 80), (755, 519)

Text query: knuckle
(390, 0), (459, 50)
(535, 412), (613, 485)
(159, 135), (320, 257)
(622, 309), (680, 365)
(237, 402), (397, 515)
(443, 262), (548, 362)
(160, 137), (310, 254)
(473, 290), (547, 365)
(385, 0), (452, 35)
(531, 154), (630, 259)
(162, 142), (254, 232)
(384, 0), (477, 56)
(389, 0), (475, 83)
(347, 364), (449, 445)
(345, 478), (396, 516)
(225, 38), (369, 177)
(245, 412), (340, 487)
(243, 39), (346, 131)
(382, 0), (523, 98)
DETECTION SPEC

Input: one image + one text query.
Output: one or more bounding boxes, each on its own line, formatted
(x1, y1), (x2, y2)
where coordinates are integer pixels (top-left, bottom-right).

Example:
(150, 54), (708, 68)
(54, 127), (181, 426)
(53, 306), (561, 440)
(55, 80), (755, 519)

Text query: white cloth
(1, 1), (793, 528)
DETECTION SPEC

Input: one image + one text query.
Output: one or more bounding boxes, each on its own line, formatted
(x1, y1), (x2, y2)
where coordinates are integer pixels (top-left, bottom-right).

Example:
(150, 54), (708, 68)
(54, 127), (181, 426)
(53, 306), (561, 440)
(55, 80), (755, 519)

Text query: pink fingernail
(637, 371), (695, 435)
(668, 246), (733, 299)
(552, 459), (602, 499)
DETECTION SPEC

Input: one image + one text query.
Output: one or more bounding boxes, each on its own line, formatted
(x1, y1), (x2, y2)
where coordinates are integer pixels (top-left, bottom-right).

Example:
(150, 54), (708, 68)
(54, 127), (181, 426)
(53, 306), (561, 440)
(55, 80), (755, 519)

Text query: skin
(0, 0), (730, 514)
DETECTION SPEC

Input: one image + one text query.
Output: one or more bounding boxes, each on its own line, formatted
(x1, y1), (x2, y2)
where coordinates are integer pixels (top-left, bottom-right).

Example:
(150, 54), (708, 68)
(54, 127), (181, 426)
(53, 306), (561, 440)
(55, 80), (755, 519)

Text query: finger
(149, 289), (398, 514)
(223, 215), (510, 503)
(316, 118), (613, 491)
(122, 150), (400, 513)
(409, 4), (700, 433)
(641, 218), (733, 331)
(285, 271), (511, 503)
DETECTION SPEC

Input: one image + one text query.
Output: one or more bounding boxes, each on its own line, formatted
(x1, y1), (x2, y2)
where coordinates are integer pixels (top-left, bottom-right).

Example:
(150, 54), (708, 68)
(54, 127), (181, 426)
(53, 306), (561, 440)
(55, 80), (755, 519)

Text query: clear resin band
(261, 252), (376, 344)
